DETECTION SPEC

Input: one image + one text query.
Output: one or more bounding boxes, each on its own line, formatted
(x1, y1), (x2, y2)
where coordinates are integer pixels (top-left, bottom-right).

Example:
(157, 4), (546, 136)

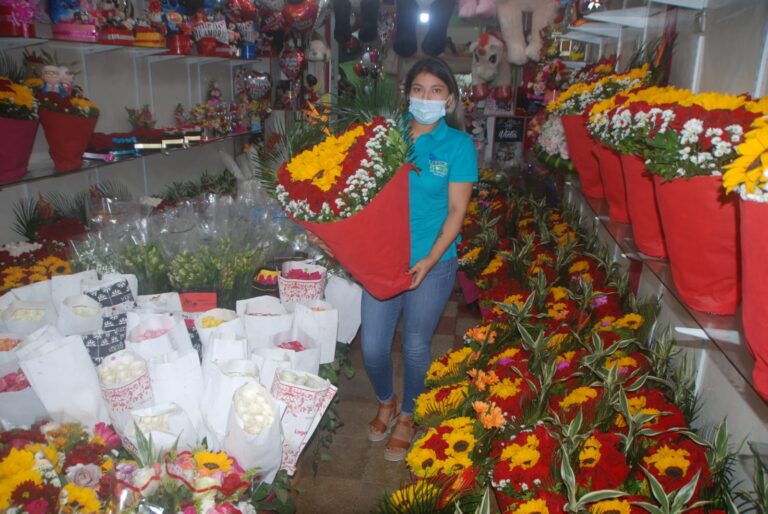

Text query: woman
(362, 56), (478, 461)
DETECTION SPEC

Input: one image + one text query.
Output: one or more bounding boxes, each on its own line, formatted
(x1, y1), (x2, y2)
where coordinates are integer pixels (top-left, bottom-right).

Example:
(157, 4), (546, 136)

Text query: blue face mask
(409, 97), (447, 125)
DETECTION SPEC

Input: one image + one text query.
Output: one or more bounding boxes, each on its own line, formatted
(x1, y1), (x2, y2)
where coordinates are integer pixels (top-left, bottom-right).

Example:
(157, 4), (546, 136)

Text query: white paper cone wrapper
(238, 296), (293, 352)
(293, 300), (338, 364)
(324, 275), (362, 344)
(57, 294), (103, 335)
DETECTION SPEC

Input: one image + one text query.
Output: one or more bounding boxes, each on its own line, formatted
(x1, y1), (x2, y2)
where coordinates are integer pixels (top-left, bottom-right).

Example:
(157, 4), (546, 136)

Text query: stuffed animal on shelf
(469, 32), (512, 101)
(496, 0), (558, 65)
(457, 0), (494, 20)
(307, 36), (330, 61)
(393, 0), (456, 57)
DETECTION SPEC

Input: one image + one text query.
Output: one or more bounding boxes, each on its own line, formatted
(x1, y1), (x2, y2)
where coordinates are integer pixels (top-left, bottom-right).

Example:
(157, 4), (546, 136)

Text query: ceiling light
(418, 11), (430, 24)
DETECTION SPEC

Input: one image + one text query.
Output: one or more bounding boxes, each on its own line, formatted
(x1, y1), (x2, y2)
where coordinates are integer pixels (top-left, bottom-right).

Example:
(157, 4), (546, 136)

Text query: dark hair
(403, 56), (464, 130)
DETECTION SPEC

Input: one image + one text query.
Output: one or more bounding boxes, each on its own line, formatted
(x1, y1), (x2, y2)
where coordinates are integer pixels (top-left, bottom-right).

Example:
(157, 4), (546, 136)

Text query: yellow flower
(444, 429), (476, 457)
(559, 387), (598, 410)
(556, 351), (577, 367)
(61, 483), (101, 513)
(27, 273), (49, 283)
(613, 313), (644, 330)
(549, 286), (569, 301)
(480, 254), (504, 276)
(579, 436), (602, 469)
(414, 382), (469, 421)
(43, 445), (60, 471)
(680, 91), (747, 111)
(644, 445), (691, 478)
(492, 294), (525, 316)
(500, 435), (540, 469)
(442, 452), (474, 475)
(488, 347), (521, 368)
(514, 498), (550, 514)
(605, 354), (639, 372)
(442, 416), (474, 431)
(724, 116), (768, 195)
(388, 482), (438, 509)
(200, 315), (225, 328)
(286, 125), (365, 191)
(568, 260), (590, 274)
(194, 451), (233, 475)
(39, 255), (71, 275)
(459, 246), (481, 264)
(489, 377), (523, 400)
(0, 469), (43, 510)
(406, 446), (441, 477)
(546, 302), (570, 321)
(546, 332), (569, 351)
(426, 347), (473, 383)
(590, 499), (632, 514)
(71, 97), (100, 116)
(0, 447), (36, 479)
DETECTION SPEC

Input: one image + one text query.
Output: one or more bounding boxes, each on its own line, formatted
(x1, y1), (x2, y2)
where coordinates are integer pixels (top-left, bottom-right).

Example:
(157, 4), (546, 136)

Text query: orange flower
(468, 369), (499, 392)
(473, 401), (505, 429)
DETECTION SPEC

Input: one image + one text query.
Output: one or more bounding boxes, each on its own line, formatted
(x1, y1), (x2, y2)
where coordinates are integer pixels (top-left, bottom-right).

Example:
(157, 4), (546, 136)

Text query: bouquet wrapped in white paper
(0, 334), (47, 427)
(293, 300), (338, 364)
(98, 349), (154, 433)
(147, 349), (204, 435)
(57, 294), (103, 335)
(126, 312), (193, 360)
(236, 296), (293, 351)
(125, 402), (197, 453)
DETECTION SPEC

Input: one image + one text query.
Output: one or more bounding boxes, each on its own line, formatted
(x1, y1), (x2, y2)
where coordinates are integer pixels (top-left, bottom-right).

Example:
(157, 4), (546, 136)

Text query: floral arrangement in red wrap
(0, 76), (37, 120)
(274, 116), (410, 222)
(38, 91), (99, 118)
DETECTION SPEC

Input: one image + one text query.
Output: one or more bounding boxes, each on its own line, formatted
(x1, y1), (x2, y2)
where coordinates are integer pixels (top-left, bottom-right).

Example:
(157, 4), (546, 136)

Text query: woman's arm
(408, 181), (474, 289)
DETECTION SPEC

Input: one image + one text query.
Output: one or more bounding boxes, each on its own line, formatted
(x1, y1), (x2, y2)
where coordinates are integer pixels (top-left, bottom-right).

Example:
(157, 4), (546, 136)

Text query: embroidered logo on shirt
(428, 153), (448, 177)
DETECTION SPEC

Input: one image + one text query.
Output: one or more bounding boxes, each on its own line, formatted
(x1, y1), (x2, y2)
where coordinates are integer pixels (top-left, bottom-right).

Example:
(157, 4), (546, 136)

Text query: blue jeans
(360, 258), (457, 415)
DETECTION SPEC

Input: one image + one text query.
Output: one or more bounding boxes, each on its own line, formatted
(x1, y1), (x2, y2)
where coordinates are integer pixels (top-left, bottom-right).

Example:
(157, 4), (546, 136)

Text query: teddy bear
(469, 32), (512, 101)
(496, 0), (559, 65)
(307, 36), (331, 61)
(457, 0), (495, 20)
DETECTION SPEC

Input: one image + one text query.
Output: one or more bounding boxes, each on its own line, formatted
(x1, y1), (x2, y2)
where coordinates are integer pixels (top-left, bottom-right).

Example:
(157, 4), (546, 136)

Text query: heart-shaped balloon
(225, 0), (258, 21)
(261, 10), (284, 32)
(313, 0), (330, 29)
(279, 49), (306, 79)
(244, 71), (273, 99)
(282, 0), (317, 35)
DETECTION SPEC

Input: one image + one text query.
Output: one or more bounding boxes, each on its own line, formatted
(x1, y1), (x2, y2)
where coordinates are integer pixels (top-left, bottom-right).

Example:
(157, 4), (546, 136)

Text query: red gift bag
(560, 114), (604, 199)
(620, 154), (667, 258)
(595, 143), (630, 223)
(739, 199), (768, 400)
(654, 175), (740, 315)
(0, 117), (37, 183)
(39, 108), (98, 172)
(295, 164), (413, 300)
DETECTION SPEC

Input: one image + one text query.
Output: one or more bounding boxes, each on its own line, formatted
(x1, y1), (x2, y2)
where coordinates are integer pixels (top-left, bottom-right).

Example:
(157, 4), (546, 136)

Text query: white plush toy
(458, 0), (495, 19)
(307, 38), (331, 62)
(496, 0), (559, 65)
(469, 32), (512, 101)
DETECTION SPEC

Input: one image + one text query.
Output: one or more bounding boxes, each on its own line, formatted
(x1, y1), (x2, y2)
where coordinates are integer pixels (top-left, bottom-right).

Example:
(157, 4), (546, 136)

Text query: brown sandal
(384, 415), (416, 462)
(368, 396), (399, 442)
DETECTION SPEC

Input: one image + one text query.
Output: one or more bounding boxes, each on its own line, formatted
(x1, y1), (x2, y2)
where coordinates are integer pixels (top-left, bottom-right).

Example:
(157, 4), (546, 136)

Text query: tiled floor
(293, 289), (482, 513)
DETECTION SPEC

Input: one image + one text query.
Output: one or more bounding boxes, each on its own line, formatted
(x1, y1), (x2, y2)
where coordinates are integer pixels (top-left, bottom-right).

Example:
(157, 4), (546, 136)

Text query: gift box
(99, 26), (134, 45)
(167, 33), (193, 54)
(52, 22), (98, 42)
(133, 26), (165, 48)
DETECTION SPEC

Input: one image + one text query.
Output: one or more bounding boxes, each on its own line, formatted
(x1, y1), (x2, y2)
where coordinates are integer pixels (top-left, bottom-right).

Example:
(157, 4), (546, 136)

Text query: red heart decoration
(261, 11), (284, 32)
(282, 0), (318, 35)
(225, 0), (259, 22)
(279, 49), (306, 79)
(244, 71), (272, 99)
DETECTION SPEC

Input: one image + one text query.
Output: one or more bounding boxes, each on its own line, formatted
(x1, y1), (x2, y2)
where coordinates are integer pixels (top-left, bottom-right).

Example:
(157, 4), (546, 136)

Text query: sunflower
(426, 347), (474, 384)
(559, 387), (598, 411)
(193, 451), (233, 476)
(0, 469), (43, 510)
(443, 429), (476, 457)
(613, 313), (644, 330)
(387, 482), (439, 509)
(513, 498), (550, 514)
(500, 435), (541, 470)
(590, 499), (632, 514)
(406, 447), (441, 476)
(643, 445), (691, 479)
(414, 382), (469, 422)
(60, 483), (100, 513)
(578, 436), (602, 469)
(442, 452), (474, 475)
(723, 116), (768, 195)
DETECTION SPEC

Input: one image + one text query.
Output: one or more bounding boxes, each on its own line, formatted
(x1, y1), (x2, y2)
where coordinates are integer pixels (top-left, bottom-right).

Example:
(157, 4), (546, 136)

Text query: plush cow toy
(496, 0), (558, 65)
(469, 32), (512, 101)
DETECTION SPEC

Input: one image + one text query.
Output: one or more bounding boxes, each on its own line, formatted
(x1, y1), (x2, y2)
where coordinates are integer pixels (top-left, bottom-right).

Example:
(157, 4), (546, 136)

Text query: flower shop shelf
(650, 0), (706, 9)
(0, 37), (47, 51)
(583, 5), (665, 29)
(3, 132), (248, 189)
(563, 179), (758, 400)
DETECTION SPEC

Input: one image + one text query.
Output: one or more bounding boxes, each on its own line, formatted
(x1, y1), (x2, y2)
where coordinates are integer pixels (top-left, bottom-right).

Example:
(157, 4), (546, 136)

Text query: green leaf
(670, 471), (700, 510)
(632, 502), (666, 514)
(577, 490), (626, 505)
(641, 467), (671, 512)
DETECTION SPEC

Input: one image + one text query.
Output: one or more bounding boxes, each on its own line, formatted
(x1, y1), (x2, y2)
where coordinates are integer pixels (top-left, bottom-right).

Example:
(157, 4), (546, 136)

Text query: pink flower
(182, 507), (197, 514)
(94, 422), (122, 450)
(24, 499), (50, 514)
(209, 502), (242, 514)
(65, 463), (103, 488)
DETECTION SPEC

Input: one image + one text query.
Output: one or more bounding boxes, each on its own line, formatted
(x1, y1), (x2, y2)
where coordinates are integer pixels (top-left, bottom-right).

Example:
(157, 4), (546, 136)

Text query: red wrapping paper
(739, 199), (768, 400)
(295, 164), (413, 300)
(620, 154), (667, 258)
(39, 108), (98, 171)
(595, 143), (630, 223)
(654, 175), (740, 315)
(0, 117), (37, 183)
(561, 114), (604, 199)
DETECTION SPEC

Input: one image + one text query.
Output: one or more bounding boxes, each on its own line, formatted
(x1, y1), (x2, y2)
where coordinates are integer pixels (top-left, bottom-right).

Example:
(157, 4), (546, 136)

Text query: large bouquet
(38, 89), (100, 171)
(275, 116), (414, 299)
(0, 76), (39, 181)
(546, 65), (649, 116)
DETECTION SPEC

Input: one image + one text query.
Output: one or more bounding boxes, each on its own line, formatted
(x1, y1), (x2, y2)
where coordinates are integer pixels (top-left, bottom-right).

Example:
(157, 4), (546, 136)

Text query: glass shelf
(2, 131), (249, 189)
(0, 35), (275, 64)
(561, 179), (760, 401)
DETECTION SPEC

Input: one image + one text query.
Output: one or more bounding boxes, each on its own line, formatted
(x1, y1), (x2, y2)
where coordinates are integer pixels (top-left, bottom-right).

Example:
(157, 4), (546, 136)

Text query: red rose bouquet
(275, 116), (414, 299)
(38, 91), (100, 172)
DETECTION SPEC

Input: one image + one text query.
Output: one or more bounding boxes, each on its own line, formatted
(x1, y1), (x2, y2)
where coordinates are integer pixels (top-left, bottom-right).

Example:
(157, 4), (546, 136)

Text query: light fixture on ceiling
(418, 11), (430, 23)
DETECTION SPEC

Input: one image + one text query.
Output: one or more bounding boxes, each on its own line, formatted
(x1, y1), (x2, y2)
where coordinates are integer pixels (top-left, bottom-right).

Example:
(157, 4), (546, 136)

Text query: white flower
(0, 241), (42, 257)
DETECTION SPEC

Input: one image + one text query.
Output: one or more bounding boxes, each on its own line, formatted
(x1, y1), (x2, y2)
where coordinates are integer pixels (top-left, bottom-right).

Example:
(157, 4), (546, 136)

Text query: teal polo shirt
(409, 117), (478, 267)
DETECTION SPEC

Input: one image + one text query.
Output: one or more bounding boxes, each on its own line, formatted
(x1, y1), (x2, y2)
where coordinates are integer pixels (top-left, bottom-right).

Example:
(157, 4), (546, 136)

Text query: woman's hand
(306, 232), (334, 257)
(408, 257), (436, 289)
